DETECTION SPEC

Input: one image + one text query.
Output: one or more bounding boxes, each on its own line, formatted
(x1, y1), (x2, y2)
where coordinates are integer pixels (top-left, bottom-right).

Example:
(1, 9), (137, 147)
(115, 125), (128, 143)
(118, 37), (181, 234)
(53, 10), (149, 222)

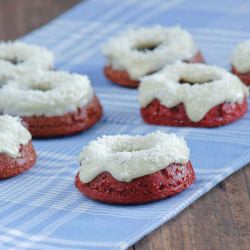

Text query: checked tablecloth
(1, 0), (250, 249)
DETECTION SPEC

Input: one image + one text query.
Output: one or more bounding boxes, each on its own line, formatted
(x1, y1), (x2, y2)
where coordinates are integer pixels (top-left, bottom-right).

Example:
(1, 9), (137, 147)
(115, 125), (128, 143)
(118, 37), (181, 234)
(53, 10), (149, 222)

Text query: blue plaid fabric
(1, 0), (250, 249)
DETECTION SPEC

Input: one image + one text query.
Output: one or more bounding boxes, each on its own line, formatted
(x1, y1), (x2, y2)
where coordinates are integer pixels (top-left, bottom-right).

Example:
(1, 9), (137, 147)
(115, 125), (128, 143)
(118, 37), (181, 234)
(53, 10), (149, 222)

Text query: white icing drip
(0, 41), (54, 76)
(102, 25), (198, 80)
(139, 63), (248, 122)
(231, 40), (250, 73)
(78, 131), (190, 183)
(0, 70), (94, 116)
(0, 115), (31, 158)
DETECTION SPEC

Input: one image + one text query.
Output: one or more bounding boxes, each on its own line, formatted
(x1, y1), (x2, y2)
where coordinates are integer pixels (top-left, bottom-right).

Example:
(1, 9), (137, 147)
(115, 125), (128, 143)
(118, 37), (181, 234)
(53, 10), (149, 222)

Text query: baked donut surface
(75, 131), (195, 204)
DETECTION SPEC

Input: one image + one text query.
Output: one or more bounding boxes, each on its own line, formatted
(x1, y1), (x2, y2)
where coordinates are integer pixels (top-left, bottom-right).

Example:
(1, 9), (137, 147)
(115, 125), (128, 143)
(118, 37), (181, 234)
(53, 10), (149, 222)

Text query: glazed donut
(75, 131), (195, 204)
(0, 41), (54, 77)
(102, 26), (204, 88)
(139, 63), (248, 127)
(0, 115), (36, 179)
(0, 71), (103, 137)
(231, 40), (250, 86)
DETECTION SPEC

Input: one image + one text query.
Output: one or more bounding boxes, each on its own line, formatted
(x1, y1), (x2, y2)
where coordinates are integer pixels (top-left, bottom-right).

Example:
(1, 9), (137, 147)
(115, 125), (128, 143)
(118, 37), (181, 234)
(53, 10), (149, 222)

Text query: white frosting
(0, 71), (94, 116)
(139, 62), (249, 122)
(0, 115), (31, 158)
(0, 41), (54, 78)
(231, 40), (250, 73)
(102, 25), (198, 80)
(0, 41), (54, 73)
(78, 131), (190, 183)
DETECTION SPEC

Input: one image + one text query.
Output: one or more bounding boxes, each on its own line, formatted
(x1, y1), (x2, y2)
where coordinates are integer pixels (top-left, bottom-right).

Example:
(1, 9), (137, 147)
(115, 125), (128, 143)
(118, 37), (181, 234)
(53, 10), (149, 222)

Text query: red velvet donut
(75, 161), (195, 205)
(0, 71), (103, 138)
(0, 115), (36, 179)
(139, 63), (248, 128)
(141, 98), (248, 128)
(75, 131), (194, 205)
(104, 51), (205, 88)
(231, 66), (250, 86)
(231, 40), (250, 86)
(22, 96), (103, 138)
(103, 26), (205, 88)
(0, 142), (37, 179)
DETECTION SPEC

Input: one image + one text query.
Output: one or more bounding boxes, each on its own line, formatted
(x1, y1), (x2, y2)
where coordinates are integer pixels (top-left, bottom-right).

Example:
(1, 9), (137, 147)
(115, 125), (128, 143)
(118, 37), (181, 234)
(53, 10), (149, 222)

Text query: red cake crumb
(22, 96), (103, 138)
(104, 51), (205, 88)
(0, 141), (37, 179)
(141, 98), (248, 127)
(183, 51), (204, 63)
(231, 66), (250, 86)
(104, 65), (139, 88)
(75, 161), (195, 205)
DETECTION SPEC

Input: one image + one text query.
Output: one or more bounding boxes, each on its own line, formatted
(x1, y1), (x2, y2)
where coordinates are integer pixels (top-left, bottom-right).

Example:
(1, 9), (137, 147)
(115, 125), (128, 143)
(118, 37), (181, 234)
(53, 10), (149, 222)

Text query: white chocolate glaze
(0, 41), (54, 75)
(0, 70), (94, 117)
(78, 131), (190, 183)
(102, 25), (198, 80)
(0, 115), (31, 158)
(231, 39), (250, 73)
(139, 63), (248, 122)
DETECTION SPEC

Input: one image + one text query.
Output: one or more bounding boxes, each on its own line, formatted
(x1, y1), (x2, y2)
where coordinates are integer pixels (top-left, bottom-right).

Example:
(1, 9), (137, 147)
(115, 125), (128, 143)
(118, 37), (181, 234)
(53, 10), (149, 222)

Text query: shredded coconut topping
(78, 131), (190, 183)
(139, 62), (248, 122)
(0, 70), (94, 116)
(0, 60), (17, 86)
(0, 115), (31, 158)
(102, 25), (198, 80)
(0, 41), (54, 78)
(231, 39), (250, 73)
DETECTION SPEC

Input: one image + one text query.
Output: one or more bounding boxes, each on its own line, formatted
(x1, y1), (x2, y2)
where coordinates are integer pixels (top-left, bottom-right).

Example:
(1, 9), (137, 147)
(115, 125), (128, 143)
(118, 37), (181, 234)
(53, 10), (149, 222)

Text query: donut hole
(31, 83), (52, 92)
(145, 70), (159, 77)
(135, 42), (161, 52)
(2, 57), (24, 65)
(179, 75), (221, 85)
(179, 78), (214, 85)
